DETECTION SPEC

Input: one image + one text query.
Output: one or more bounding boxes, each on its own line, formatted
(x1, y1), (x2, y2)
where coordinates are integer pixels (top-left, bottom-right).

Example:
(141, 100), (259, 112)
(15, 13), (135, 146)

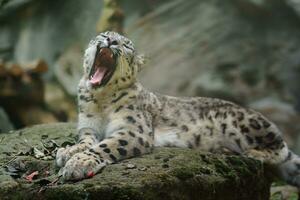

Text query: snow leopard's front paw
(56, 144), (88, 167)
(56, 147), (72, 167)
(60, 152), (107, 181)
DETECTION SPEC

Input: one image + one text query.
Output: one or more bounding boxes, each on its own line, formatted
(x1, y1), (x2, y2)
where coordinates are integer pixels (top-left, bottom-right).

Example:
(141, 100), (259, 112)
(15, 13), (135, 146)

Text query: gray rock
(53, 45), (83, 96)
(125, 0), (300, 108)
(286, 0), (300, 17)
(2, 0), (103, 78)
(0, 123), (271, 200)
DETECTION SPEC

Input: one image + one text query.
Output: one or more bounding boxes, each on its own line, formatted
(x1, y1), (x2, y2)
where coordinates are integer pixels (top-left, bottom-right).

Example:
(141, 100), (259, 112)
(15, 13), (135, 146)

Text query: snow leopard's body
(56, 31), (300, 187)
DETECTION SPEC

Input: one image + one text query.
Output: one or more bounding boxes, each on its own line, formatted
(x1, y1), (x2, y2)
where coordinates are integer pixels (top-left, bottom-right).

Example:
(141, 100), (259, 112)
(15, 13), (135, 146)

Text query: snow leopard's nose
(106, 37), (119, 47)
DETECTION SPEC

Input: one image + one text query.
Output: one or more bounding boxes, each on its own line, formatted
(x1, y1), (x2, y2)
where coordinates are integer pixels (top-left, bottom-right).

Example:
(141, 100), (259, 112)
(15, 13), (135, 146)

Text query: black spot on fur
(79, 94), (94, 103)
(127, 105), (134, 110)
(229, 132), (236, 137)
(229, 111), (236, 117)
(86, 114), (93, 118)
(235, 139), (242, 150)
(89, 148), (101, 156)
(99, 143), (107, 148)
(117, 148), (127, 156)
(246, 135), (254, 145)
(162, 117), (169, 122)
(221, 123), (227, 134)
(262, 120), (271, 128)
(115, 105), (123, 113)
(129, 131), (136, 137)
(170, 123), (177, 127)
(111, 92), (128, 103)
(266, 137), (284, 150)
(206, 126), (213, 136)
(208, 115), (213, 121)
(187, 142), (193, 149)
(249, 119), (261, 130)
(95, 159), (101, 164)
(119, 139), (128, 146)
(133, 148), (141, 156)
(215, 112), (220, 118)
(240, 125), (250, 134)
(237, 112), (244, 121)
(181, 125), (189, 132)
(232, 121), (238, 128)
(121, 77), (126, 82)
(138, 137), (144, 146)
(255, 136), (263, 144)
(286, 151), (292, 161)
(103, 148), (111, 153)
(109, 154), (117, 162)
(85, 152), (92, 156)
(138, 125), (143, 133)
(258, 117), (271, 128)
(194, 134), (201, 147)
(126, 116), (136, 124)
(265, 132), (275, 141)
(145, 141), (150, 148)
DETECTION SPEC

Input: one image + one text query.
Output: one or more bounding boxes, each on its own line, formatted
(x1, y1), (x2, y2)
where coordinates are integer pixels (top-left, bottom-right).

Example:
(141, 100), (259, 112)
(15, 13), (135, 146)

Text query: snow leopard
(56, 31), (300, 187)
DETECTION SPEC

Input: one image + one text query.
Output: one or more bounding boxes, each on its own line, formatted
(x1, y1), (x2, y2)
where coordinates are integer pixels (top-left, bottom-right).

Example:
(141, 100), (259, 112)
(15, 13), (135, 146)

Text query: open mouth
(89, 47), (116, 87)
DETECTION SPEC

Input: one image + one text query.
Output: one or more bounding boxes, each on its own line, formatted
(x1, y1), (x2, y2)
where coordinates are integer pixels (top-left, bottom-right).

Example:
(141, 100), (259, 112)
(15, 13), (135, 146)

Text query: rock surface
(0, 123), (271, 200)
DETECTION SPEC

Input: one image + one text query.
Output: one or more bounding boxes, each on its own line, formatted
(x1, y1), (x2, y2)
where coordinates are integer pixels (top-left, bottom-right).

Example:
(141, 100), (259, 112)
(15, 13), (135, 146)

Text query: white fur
(154, 127), (187, 148)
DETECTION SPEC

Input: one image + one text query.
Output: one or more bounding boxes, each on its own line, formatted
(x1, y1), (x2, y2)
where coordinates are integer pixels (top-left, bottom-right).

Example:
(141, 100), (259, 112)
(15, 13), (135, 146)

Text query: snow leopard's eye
(123, 43), (133, 51)
(111, 40), (119, 46)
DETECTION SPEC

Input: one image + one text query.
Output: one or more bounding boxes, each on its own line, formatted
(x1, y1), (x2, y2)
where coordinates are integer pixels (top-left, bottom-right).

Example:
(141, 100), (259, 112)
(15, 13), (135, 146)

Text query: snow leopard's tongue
(89, 47), (116, 86)
(90, 67), (107, 85)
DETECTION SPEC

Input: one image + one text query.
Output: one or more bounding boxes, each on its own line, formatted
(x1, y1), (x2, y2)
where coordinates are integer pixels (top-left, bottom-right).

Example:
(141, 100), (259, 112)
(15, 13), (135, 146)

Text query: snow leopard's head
(83, 31), (144, 89)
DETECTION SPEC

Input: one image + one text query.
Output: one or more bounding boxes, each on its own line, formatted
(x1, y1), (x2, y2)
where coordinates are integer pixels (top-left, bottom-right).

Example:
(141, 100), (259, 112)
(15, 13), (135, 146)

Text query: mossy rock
(0, 123), (271, 200)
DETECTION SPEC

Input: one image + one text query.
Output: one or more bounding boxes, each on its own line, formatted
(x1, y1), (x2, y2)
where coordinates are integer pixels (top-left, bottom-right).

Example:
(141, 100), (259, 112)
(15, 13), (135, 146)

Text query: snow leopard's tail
(278, 150), (300, 187)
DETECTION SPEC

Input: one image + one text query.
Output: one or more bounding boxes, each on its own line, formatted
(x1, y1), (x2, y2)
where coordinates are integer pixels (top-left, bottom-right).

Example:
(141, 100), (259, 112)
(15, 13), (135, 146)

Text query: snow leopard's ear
(136, 54), (148, 71)
(135, 54), (146, 72)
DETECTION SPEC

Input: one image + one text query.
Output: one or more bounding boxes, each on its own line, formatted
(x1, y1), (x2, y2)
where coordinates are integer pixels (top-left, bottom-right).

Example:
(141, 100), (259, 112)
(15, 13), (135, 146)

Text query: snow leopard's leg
(56, 84), (105, 168)
(61, 111), (154, 181)
(56, 127), (99, 167)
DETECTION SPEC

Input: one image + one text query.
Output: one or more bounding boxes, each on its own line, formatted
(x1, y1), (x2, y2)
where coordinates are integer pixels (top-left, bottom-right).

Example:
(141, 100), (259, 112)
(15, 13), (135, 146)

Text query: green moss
(270, 191), (299, 200)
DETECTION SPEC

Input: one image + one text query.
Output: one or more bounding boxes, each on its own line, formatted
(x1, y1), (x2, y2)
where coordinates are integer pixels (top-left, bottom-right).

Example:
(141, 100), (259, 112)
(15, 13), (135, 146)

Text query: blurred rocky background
(1, 0), (300, 198)
(1, 0), (300, 153)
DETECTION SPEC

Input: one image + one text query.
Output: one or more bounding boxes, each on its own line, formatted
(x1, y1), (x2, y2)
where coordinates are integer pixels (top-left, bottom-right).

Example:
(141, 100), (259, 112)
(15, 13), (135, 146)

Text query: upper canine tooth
(100, 49), (103, 53)
(110, 54), (113, 58)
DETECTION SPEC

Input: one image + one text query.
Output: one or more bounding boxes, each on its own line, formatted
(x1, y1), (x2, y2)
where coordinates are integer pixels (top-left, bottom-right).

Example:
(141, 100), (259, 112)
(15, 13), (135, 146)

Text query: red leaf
(25, 171), (39, 182)
(87, 171), (94, 178)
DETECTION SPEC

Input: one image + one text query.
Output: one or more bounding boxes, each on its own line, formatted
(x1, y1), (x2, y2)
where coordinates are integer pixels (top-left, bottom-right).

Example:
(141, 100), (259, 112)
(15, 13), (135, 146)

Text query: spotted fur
(56, 32), (300, 187)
